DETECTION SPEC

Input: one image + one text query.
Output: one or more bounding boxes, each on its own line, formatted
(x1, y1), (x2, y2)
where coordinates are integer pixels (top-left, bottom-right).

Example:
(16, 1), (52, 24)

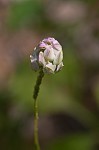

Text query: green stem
(34, 99), (40, 150)
(33, 69), (44, 150)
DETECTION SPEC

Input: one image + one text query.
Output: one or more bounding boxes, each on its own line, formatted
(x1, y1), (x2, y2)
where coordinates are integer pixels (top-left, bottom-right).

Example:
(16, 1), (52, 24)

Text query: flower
(30, 37), (64, 74)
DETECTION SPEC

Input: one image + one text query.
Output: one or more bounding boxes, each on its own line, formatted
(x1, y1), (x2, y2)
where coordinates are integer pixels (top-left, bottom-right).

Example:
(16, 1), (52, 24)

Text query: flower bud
(30, 37), (64, 74)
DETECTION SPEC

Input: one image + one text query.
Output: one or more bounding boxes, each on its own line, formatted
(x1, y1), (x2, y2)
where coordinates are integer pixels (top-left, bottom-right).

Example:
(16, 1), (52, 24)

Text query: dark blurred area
(0, 0), (99, 149)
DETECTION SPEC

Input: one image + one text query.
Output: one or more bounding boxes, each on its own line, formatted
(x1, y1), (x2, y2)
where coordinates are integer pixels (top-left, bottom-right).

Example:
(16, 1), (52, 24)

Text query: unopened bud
(30, 37), (64, 74)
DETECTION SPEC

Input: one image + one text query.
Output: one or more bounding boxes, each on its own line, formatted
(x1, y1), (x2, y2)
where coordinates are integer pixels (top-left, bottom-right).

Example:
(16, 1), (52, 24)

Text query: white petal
(53, 51), (63, 65)
(45, 62), (56, 74)
(39, 52), (46, 66)
(56, 62), (64, 72)
(44, 46), (55, 61)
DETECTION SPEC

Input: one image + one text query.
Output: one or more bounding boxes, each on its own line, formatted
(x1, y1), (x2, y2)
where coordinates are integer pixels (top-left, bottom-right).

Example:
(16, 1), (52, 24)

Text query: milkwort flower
(30, 37), (64, 74)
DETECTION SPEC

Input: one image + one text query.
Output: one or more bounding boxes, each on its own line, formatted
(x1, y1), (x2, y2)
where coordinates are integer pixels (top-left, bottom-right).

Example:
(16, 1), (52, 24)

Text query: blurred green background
(0, 0), (99, 149)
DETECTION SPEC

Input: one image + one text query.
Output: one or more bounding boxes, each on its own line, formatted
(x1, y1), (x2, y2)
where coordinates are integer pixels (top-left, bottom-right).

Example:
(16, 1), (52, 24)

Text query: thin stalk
(33, 69), (44, 150)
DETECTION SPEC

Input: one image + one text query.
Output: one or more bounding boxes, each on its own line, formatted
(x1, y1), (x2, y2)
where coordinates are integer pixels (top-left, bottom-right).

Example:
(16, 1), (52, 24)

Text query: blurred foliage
(81, 0), (98, 4)
(7, 0), (43, 29)
(47, 133), (93, 150)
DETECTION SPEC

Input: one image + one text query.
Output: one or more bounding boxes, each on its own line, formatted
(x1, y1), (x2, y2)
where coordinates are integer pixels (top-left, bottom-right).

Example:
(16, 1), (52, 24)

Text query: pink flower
(30, 37), (64, 74)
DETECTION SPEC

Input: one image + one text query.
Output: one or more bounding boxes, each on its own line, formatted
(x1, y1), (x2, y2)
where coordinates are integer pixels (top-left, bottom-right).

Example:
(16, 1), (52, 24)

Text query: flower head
(30, 37), (64, 74)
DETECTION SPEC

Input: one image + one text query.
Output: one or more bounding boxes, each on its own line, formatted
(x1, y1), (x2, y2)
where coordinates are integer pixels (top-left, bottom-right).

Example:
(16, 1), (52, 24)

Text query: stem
(34, 99), (40, 150)
(33, 69), (44, 150)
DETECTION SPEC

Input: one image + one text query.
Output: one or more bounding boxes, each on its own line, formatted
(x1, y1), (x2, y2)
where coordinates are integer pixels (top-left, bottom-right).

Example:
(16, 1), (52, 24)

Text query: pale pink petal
(44, 46), (55, 61)
(39, 52), (46, 66)
(56, 62), (64, 72)
(53, 51), (63, 65)
(45, 62), (56, 73)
